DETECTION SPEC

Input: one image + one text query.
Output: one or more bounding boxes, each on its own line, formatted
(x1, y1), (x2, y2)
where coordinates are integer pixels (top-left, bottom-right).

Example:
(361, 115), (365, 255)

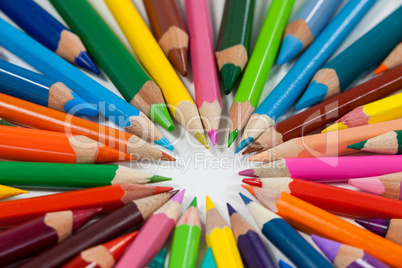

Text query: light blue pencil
(277, 0), (343, 65)
(0, 18), (173, 151)
(296, 6), (402, 110)
(200, 248), (217, 268)
(235, 0), (375, 153)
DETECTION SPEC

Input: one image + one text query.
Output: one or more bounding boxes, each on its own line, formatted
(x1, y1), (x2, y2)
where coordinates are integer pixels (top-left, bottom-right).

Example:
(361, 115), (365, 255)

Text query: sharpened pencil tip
(279, 260), (294, 268)
(196, 133), (209, 149)
(169, 48), (188, 76)
(172, 189), (185, 203)
(374, 63), (389, 75)
(241, 184), (256, 198)
(228, 129), (239, 147)
(208, 129), (218, 146)
(221, 64), (241, 95)
(347, 140), (367, 150)
(154, 186), (174, 195)
(239, 192), (252, 204)
(75, 51), (100, 75)
(226, 202), (237, 216)
(149, 175), (172, 183)
(322, 122), (348, 133)
(348, 178), (385, 195)
(311, 235), (340, 263)
(154, 137), (174, 151)
(295, 81), (328, 111)
(235, 137), (254, 153)
(239, 169), (257, 177)
(277, 35), (303, 65)
(189, 197), (197, 208)
(65, 92), (99, 117)
(206, 196), (215, 211)
(242, 178), (262, 187)
(354, 218), (389, 237)
(149, 104), (175, 132)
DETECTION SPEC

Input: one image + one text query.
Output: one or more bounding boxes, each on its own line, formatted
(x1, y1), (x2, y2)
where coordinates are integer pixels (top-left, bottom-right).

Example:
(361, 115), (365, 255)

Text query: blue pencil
(279, 260), (294, 268)
(296, 6), (402, 110)
(0, 18), (173, 150)
(200, 248), (217, 268)
(277, 0), (342, 65)
(235, 0), (375, 153)
(239, 193), (332, 268)
(0, 0), (99, 74)
(0, 59), (97, 117)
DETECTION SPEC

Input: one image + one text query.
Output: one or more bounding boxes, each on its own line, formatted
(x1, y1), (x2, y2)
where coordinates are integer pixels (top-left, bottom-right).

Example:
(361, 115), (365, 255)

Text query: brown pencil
(143, 0), (188, 76)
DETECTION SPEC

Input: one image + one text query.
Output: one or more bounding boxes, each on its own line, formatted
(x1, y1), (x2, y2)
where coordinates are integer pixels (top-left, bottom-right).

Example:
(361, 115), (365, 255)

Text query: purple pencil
(355, 218), (402, 246)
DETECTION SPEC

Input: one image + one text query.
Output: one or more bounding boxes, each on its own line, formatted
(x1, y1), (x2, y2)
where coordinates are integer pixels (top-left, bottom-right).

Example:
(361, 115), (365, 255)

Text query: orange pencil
(0, 125), (131, 163)
(249, 118), (402, 162)
(255, 191), (402, 267)
(0, 183), (173, 227)
(375, 42), (402, 74)
(0, 92), (175, 161)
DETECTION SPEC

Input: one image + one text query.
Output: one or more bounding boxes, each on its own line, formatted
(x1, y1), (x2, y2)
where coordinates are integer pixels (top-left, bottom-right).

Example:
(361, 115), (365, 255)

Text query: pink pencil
(115, 189), (185, 268)
(185, 0), (222, 146)
(239, 155), (402, 182)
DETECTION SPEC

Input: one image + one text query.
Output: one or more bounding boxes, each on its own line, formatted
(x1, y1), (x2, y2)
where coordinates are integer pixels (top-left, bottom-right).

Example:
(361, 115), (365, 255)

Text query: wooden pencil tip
(241, 184), (256, 198)
(161, 152), (176, 161)
(168, 48), (188, 76)
(374, 63), (389, 75)
(206, 196), (215, 211)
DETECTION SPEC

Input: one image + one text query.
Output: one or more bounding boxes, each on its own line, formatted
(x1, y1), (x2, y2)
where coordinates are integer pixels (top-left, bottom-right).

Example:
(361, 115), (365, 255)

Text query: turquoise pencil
(235, 0), (375, 153)
(296, 6), (402, 110)
(0, 18), (173, 150)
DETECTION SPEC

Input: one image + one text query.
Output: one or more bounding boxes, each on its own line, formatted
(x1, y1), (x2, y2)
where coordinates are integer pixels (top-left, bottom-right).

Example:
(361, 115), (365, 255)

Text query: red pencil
(242, 177), (402, 218)
(0, 183), (172, 227)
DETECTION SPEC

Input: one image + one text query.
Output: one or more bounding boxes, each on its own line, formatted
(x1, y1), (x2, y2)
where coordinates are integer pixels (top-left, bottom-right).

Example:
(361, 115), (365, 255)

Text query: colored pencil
(239, 193), (332, 268)
(0, 184), (28, 200)
(0, 162), (171, 189)
(375, 42), (402, 74)
(349, 171), (402, 199)
(147, 248), (167, 268)
(0, 93), (175, 161)
(105, 0), (208, 149)
(0, 0), (99, 74)
(243, 65), (402, 154)
(205, 196), (243, 268)
(242, 178), (402, 218)
(0, 59), (97, 117)
(256, 191), (402, 267)
(0, 18), (172, 150)
(22, 192), (173, 268)
(227, 203), (275, 268)
(277, 0), (343, 64)
(116, 190), (185, 268)
(50, 0), (173, 131)
(63, 232), (138, 268)
(143, 0), (188, 76)
(227, 0), (294, 147)
(240, 155), (402, 180)
(0, 208), (100, 266)
(236, 0), (374, 151)
(249, 118), (402, 162)
(324, 95), (402, 133)
(169, 197), (201, 268)
(0, 117), (15, 127)
(200, 248), (217, 268)
(296, 6), (402, 110)
(0, 125), (131, 164)
(348, 130), (402, 154)
(0, 184), (172, 228)
(312, 235), (390, 268)
(279, 260), (294, 268)
(355, 218), (402, 246)
(215, 0), (255, 94)
(186, 0), (222, 146)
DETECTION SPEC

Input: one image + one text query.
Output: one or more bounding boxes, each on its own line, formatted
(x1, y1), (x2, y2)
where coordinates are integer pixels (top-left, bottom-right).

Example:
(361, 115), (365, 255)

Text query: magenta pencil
(239, 155), (402, 182)
(115, 189), (185, 268)
(185, 0), (222, 146)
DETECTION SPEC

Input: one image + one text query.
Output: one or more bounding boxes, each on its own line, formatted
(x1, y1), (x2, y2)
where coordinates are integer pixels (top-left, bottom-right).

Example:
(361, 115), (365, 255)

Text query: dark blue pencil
(239, 193), (332, 268)
(0, 59), (97, 117)
(0, 0), (99, 74)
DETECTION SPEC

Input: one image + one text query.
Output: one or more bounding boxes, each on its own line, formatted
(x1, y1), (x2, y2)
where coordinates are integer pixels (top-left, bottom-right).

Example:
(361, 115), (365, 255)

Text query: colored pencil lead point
(161, 152), (176, 161)
(0, 184), (29, 200)
(311, 235), (340, 262)
(149, 175), (172, 183)
(73, 208), (103, 230)
(75, 51), (100, 75)
(241, 184), (256, 198)
(277, 35), (303, 65)
(169, 48), (188, 77)
(279, 259), (294, 268)
(374, 63), (389, 75)
(201, 248), (216, 268)
(235, 137), (254, 153)
(206, 196), (215, 211)
(149, 104), (175, 132)
(226, 202), (237, 216)
(195, 133), (209, 149)
(348, 178), (385, 195)
(239, 192), (252, 204)
(322, 122), (348, 133)
(221, 64), (241, 95)
(65, 92), (99, 117)
(169, 189), (180, 197)
(147, 247), (167, 268)
(154, 137), (174, 151)
(208, 129), (218, 146)
(188, 197), (197, 208)
(354, 218), (388, 237)
(228, 129), (239, 147)
(154, 186), (174, 195)
(295, 81), (328, 110)
(242, 178), (262, 187)
(172, 189), (185, 203)
(238, 169), (256, 177)
(347, 140), (367, 150)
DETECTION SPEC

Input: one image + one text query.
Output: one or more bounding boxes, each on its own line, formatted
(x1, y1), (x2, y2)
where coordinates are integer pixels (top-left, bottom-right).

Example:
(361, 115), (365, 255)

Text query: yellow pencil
(105, 0), (208, 149)
(205, 196), (243, 268)
(323, 92), (402, 133)
(0, 184), (28, 200)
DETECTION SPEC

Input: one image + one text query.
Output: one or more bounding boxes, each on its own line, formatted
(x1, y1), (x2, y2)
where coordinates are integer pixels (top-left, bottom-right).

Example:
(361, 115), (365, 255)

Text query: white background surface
(1, 0), (401, 266)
